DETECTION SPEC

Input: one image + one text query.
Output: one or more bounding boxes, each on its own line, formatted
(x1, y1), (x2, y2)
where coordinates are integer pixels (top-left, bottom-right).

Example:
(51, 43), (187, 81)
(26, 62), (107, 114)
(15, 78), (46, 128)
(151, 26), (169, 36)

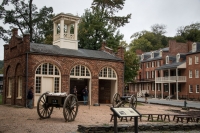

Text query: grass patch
(0, 95), (2, 104)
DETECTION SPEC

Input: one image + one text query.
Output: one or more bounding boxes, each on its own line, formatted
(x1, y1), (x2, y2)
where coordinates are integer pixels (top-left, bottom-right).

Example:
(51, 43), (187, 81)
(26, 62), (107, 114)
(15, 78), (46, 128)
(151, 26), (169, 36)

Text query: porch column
(161, 70), (164, 99)
(60, 18), (64, 39)
(176, 68), (179, 100)
(168, 69), (170, 100)
(53, 22), (57, 41)
(155, 70), (156, 98)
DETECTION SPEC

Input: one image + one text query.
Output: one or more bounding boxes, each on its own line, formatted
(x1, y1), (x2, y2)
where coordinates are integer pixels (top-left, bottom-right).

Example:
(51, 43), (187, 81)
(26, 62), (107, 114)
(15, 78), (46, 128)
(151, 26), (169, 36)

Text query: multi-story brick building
(3, 13), (125, 107)
(129, 40), (200, 100)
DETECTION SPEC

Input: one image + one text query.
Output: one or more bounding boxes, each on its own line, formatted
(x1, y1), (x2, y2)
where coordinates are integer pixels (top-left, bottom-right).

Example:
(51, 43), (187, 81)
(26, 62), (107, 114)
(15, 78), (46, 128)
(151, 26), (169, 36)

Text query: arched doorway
(70, 65), (91, 103)
(99, 67), (117, 104)
(34, 63), (61, 106)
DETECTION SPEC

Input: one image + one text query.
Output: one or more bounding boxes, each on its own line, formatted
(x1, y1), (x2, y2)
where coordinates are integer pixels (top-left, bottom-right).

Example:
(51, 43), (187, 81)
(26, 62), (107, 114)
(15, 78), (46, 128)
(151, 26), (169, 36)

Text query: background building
(129, 41), (200, 101)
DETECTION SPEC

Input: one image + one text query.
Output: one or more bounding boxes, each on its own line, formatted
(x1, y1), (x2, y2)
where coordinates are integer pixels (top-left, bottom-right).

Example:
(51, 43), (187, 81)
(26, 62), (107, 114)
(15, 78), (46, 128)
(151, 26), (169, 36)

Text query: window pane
(42, 63), (47, 75)
(103, 68), (107, 77)
(36, 77), (41, 93)
(70, 68), (74, 76)
(86, 68), (90, 76)
(54, 77), (59, 93)
(36, 65), (41, 74)
(108, 68), (112, 78)
(55, 67), (59, 75)
(75, 65), (80, 76)
(81, 66), (85, 76)
(49, 64), (53, 75)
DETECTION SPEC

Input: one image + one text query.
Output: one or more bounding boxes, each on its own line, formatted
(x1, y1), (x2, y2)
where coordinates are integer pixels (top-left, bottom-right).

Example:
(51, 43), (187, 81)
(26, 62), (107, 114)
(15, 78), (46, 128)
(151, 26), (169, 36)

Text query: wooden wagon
(37, 92), (78, 122)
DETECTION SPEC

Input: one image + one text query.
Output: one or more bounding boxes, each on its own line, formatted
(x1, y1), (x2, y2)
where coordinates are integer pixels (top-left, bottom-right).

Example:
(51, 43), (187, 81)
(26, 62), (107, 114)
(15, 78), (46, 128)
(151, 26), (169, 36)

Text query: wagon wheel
(112, 93), (122, 107)
(37, 92), (53, 119)
(63, 94), (79, 122)
(129, 94), (137, 108)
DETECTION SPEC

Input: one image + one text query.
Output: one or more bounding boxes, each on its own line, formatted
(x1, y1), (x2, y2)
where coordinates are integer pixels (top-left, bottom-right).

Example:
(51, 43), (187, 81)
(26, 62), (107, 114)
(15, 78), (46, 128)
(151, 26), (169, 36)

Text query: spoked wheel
(129, 94), (137, 108)
(63, 94), (79, 122)
(37, 92), (53, 119)
(112, 93), (122, 107)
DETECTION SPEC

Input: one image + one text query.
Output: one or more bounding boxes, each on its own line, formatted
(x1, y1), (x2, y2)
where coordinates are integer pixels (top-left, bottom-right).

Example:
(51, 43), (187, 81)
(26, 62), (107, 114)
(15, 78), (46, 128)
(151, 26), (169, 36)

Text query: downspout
(25, 52), (28, 107)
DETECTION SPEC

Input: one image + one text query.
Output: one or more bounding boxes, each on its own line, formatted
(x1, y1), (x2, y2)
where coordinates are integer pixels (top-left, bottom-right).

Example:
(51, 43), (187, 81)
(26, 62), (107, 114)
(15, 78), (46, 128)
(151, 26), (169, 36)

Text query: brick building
(3, 13), (124, 107)
(129, 40), (200, 100)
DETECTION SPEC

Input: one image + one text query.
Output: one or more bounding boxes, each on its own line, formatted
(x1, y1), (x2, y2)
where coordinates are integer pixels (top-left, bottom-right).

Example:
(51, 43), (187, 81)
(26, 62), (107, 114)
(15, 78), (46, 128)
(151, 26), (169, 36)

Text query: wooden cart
(37, 92), (78, 122)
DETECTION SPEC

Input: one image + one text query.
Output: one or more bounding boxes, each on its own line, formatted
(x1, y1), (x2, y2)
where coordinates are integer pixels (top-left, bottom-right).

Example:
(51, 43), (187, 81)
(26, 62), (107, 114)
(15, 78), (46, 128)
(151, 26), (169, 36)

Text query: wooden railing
(155, 76), (186, 83)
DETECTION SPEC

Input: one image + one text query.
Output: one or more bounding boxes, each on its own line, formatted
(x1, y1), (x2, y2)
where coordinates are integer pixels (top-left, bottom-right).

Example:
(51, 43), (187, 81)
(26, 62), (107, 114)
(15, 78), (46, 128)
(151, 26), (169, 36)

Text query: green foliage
(78, 0), (131, 51)
(129, 24), (169, 52)
(0, 0), (54, 43)
(124, 50), (139, 83)
(174, 22), (200, 42)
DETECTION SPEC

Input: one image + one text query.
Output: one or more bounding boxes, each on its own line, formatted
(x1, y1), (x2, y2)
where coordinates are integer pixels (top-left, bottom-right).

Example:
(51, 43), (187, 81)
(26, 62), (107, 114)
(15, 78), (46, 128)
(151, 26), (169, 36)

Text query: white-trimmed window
(152, 62), (154, 67)
(152, 71), (154, 78)
(189, 70), (192, 78)
(151, 52), (154, 58)
(189, 85), (193, 93)
(157, 84), (160, 91)
(7, 78), (12, 98)
(146, 62), (148, 68)
(164, 84), (168, 92)
(159, 50), (162, 57)
(176, 54), (180, 62)
(192, 43), (196, 52)
(195, 70), (199, 78)
(195, 56), (199, 64)
(196, 85), (199, 93)
(99, 67), (116, 79)
(166, 56), (169, 64)
(134, 84), (137, 92)
(189, 57), (192, 65)
(17, 76), (22, 98)
(35, 63), (61, 93)
(141, 54), (144, 61)
(157, 61), (160, 67)
(152, 83), (155, 91)
(146, 71), (149, 79)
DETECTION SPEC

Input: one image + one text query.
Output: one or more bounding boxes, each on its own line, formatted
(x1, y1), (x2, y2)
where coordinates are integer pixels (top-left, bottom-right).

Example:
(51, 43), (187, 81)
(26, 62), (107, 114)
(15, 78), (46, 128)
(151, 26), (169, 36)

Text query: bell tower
(52, 13), (80, 50)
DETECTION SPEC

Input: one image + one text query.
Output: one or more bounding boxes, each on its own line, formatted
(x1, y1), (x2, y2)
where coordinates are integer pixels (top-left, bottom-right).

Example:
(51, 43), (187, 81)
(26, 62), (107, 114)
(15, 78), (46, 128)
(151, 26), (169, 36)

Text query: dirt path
(0, 103), (192, 133)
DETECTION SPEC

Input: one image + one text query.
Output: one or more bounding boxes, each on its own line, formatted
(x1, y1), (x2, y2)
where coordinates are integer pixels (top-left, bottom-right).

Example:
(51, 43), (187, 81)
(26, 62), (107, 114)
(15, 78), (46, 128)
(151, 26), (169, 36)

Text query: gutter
(25, 52), (29, 107)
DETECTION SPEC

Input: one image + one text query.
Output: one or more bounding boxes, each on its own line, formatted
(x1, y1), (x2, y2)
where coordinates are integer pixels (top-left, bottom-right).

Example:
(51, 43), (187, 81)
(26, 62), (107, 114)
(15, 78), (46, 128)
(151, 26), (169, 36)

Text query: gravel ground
(0, 103), (199, 133)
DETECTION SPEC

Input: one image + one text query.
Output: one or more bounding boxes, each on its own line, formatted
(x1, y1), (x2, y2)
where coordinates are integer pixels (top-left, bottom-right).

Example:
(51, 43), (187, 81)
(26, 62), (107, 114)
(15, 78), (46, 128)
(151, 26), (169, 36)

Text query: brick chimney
(12, 28), (18, 36)
(23, 34), (30, 52)
(116, 46), (125, 60)
(135, 49), (143, 55)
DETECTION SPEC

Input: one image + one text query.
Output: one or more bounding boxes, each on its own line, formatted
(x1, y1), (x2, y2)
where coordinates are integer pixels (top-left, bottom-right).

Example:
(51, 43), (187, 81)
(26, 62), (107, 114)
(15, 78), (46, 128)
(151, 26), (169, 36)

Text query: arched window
(151, 52), (154, 58)
(166, 56), (169, 64)
(99, 67), (117, 79)
(192, 43), (197, 52)
(176, 53), (180, 62)
(35, 63), (60, 93)
(70, 65), (91, 78)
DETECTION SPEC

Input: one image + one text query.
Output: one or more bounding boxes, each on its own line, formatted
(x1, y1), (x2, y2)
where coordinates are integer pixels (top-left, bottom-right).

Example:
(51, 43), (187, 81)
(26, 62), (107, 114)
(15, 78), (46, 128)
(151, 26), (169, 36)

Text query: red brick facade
(3, 29), (124, 107)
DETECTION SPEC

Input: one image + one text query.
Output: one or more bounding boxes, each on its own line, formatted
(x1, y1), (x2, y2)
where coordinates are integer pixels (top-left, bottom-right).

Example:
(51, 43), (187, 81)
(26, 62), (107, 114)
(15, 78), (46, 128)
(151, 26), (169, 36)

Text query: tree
(124, 50), (139, 83)
(78, 0), (131, 51)
(174, 22), (200, 42)
(0, 0), (54, 43)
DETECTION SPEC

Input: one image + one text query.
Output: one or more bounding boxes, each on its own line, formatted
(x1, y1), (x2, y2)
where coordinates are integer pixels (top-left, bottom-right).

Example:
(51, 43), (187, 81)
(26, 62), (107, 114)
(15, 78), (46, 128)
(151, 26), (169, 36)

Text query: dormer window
(141, 54), (144, 61)
(159, 50), (162, 57)
(151, 52), (154, 58)
(192, 43), (197, 52)
(176, 53), (180, 62)
(166, 56), (169, 64)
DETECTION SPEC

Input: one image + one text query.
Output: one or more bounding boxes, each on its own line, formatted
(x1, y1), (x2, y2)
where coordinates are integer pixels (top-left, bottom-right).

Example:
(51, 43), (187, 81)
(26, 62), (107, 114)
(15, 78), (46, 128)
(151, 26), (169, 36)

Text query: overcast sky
(0, 0), (200, 60)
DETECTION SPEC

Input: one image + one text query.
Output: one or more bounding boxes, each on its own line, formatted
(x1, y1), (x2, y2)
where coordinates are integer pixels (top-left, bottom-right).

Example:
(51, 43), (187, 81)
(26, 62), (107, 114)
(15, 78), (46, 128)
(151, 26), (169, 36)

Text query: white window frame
(166, 56), (169, 64)
(146, 71), (149, 79)
(151, 52), (154, 58)
(189, 70), (192, 78)
(189, 85), (193, 93)
(189, 57), (192, 65)
(196, 85), (199, 93)
(17, 76), (22, 99)
(157, 61), (160, 67)
(146, 62), (148, 68)
(141, 54), (144, 61)
(152, 83), (155, 91)
(7, 78), (12, 98)
(157, 84), (161, 91)
(176, 54), (180, 62)
(152, 62), (154, 67)
(152, 71), (154, 78)
(159, 50), (162, 57)
(192, 43), (196, 52)
(195, 56), (199, 64)
(195, 70), (199, 78)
